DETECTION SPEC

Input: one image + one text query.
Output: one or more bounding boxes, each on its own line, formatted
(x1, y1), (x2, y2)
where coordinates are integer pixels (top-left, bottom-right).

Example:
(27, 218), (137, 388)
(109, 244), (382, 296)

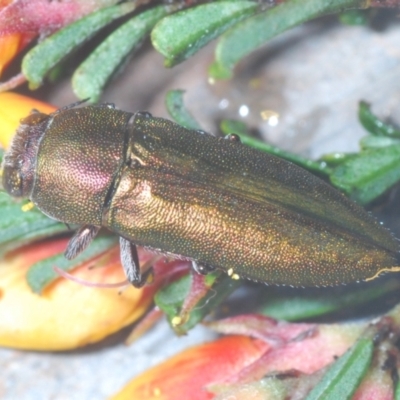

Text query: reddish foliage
(0, 0), (105, 37)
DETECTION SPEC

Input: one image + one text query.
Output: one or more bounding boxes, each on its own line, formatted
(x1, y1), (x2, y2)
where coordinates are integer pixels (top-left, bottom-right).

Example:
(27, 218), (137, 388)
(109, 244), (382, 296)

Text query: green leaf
(259, 279), (400, 321)
(220, 119), (249, 136)
(330, 145), (400, 204)
(210, 0), (365, 79)
(22, 3), (137, 89)
(164, 93), (330, 177)
(339, 10), (369, 25)
(359, 101), (400, 138)
(360, 135), (400, 150)
(318, 152), (358, 168)
(220, 119), (331, 177)
(395, 380), (400, 400)
(155, 272), (239, 334)
(305, 338), (373, 400)
(151, 1), (258, 67)
(0, 192), (67, 256)
(165, 90), (203, 130)
(154, 274), (191, 320)
(73, 6), (168, 102)
(26, 236), (117, 293)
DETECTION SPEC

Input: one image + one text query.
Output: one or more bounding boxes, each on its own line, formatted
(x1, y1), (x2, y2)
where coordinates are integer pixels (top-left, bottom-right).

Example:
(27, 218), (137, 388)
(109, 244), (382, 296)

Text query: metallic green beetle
(2, 102), (400, 287)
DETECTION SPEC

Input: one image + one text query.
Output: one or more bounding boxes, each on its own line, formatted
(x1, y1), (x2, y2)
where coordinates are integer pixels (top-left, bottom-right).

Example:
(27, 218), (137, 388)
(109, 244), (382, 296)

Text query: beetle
(2, 102), (400, 288)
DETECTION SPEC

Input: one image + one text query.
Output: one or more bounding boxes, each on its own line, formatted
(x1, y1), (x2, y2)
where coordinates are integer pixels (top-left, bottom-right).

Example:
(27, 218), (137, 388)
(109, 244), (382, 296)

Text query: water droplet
(260, 109), (279, 126)
(239, 105), (249, 117)
(219, 99), (229, 109)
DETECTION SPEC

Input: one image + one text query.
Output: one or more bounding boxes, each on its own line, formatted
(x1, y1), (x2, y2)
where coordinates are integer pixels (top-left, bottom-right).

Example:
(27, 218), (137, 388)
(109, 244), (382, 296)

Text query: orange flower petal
(111, 335), (270, 400)
(0, 92), (56, 148)
(0, 238), (158, 350)
(0, 1), (12, 7)
(112, 317), (368, 400)
(0, 33), (34, 76)
(0, 34), (21, 75)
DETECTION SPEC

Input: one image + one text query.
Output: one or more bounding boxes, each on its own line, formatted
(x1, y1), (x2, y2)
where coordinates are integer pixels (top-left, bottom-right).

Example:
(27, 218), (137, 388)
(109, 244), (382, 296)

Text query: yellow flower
(0, 238), (160, 351)
(0, 93), (165, 350)
(0, 91), (56, 148)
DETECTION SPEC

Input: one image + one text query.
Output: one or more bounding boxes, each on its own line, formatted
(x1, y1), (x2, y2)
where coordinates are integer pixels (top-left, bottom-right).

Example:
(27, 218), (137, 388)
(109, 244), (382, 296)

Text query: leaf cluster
(21, 0), (372, 101)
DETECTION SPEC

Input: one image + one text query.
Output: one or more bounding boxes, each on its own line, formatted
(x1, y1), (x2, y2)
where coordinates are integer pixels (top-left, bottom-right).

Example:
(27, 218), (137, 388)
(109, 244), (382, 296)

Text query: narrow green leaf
(339, 10), (369, 25)
(178, 273), (240, 333)
(359, 101), (400, 138)
(220, 119), (249, 136)
(0, 192), (67, 255)
(165, 93), (330, 177)
(165, 90), (203, 130)
(259, 280), (400, 321)
(306, 338), (373, 400)
(395, 380), (400, 400)
(151, 1), (258, 67)
(22, 3), (137, 89)
(330, 145), (400, 204)
(26, 236), (117, 293)
(360, 135), (400, 150)
(318, 152), (358, 167)
(220, 120), (331, 177)
(155, 274), (191, 320)
(73, 6), (168, 102)
(210, 0), (365, 79)
(155, 273), (239, 334)
(262, 295), (340, 321)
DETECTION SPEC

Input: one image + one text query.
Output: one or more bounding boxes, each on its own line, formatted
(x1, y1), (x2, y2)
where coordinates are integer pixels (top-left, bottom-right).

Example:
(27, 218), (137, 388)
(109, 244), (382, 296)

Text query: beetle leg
(119, 237), (153, 288)
(64, 225), (100, 259)
(192, 261), (216, 275)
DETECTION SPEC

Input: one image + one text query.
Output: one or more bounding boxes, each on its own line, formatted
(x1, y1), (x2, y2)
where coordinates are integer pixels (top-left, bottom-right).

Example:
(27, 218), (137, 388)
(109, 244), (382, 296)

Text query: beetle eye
(20, 111), (49, 126)
(2, 165), (23, 197)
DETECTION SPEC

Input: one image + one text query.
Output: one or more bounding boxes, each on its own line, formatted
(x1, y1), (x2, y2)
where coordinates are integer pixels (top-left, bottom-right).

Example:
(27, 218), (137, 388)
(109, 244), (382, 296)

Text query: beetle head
(2, 110), (50, 198)
(3, 104), (133, 226)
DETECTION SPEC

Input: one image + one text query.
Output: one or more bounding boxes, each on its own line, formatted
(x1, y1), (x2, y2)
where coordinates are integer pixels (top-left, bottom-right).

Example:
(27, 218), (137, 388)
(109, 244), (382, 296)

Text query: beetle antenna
(53, 98), (91, 114)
